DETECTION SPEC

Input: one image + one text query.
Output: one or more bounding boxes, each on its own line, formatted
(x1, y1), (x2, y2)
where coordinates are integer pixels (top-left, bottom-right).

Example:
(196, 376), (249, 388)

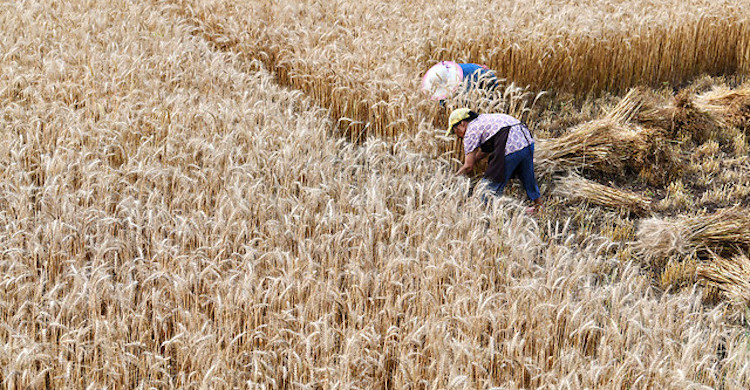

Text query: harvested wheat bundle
(605, 85), (734, 147)
(535, 117), (659, 178)
(697, 253), (750, 305)
(694, 83), (750, 133)
(669, 89), (730, 145)
(636, 206), (750, 268)
(546, 88), (684, 185)
(607, 87), (667, 124)
(634, 216), (692, 268)
(554, 174), (651, 215)
(608, 87), (678, 130)
(603, 86), (743, 150)
(687, 206), (750, 250)
(637, 136), (685, 186)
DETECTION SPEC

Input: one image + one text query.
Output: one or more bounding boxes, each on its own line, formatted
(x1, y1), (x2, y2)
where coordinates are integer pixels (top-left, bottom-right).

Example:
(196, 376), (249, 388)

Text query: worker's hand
(456, 149), (479, 176)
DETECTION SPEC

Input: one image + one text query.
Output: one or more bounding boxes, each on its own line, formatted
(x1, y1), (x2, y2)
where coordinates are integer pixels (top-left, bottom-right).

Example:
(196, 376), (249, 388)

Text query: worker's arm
(456, 149), (480, 176)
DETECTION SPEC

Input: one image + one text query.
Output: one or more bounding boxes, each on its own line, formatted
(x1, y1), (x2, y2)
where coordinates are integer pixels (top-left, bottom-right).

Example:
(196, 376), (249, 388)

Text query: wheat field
(172, 0), (750, 139)
(1, 0), (750, 389)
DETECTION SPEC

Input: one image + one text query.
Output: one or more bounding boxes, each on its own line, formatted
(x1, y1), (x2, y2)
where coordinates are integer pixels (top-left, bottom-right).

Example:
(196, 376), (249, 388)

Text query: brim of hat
(421, 61), (463, 100)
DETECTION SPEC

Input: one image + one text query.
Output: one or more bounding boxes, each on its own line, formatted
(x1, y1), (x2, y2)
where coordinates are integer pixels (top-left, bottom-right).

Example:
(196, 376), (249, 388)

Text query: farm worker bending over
(447, 108), (543, 210)
(457, 63), (497, 90)
(421, 61), (498, 102)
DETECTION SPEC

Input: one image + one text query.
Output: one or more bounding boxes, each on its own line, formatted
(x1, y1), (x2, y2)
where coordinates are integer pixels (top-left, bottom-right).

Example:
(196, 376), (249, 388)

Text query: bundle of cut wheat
(611, 83), (739, 147)
(694, 83), (750, 134)
(634, 217), (691, 268)
(668, 89), (734, 146)
(554, 174), (652, 215)
(697, 253), (750, 305)
(636, 206), (750, 268)
(687, 207), (750, 250)
(535, 117), (659, 177)
(603, 85), (745, 151)
(609, 87), (675, 130)
(540, 88), (685, 185)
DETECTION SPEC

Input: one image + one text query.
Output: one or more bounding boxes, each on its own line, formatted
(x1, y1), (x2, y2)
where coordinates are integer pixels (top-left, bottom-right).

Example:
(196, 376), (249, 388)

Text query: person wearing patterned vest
(447, 108), (543, 212)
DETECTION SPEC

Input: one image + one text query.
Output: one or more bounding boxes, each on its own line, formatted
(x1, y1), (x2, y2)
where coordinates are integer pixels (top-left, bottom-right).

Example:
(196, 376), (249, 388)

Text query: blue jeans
(482, 144), (540, 201)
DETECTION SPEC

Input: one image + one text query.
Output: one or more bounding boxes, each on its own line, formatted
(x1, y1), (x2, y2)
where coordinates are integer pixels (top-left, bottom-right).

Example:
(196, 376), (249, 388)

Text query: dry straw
(534, 117), (659, 178)
(698, 253), (750, 305)
(603, 84), (732, 146)
(636, 206), (750, 268)
(554, 174), (652, 215)
(694, 83), (750, 134)
(534, 88), (674, 179)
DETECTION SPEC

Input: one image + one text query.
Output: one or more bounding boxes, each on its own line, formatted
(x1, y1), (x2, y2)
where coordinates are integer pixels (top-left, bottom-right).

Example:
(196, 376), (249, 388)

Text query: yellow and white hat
(446, 108), (471, 136)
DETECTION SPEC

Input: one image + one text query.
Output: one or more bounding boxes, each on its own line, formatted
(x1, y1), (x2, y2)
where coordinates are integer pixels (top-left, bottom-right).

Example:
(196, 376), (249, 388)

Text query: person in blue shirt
(421, 61), (498, 104)
(458, 63), (498, 92)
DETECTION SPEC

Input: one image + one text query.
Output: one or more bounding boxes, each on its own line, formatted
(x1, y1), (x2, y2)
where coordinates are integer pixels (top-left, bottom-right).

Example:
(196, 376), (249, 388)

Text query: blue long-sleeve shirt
(459, 63), (497, 89)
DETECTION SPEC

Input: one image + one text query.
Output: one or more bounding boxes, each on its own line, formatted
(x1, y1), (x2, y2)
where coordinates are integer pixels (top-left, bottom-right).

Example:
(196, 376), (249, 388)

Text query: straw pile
(688, 207), (750, 252)
(694, 83), (750, 134)
(607, 87), (679, 131)
(605, 88), (686, 184)
(554, 174), (652, 215)
(636, 206), (750, 267)
(606, 84), (743, 147)
(698, 253), (750, 305)
(668, 89), (732, 146)
(607, 88), (666, 124)
(535, 117), (660, 178)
